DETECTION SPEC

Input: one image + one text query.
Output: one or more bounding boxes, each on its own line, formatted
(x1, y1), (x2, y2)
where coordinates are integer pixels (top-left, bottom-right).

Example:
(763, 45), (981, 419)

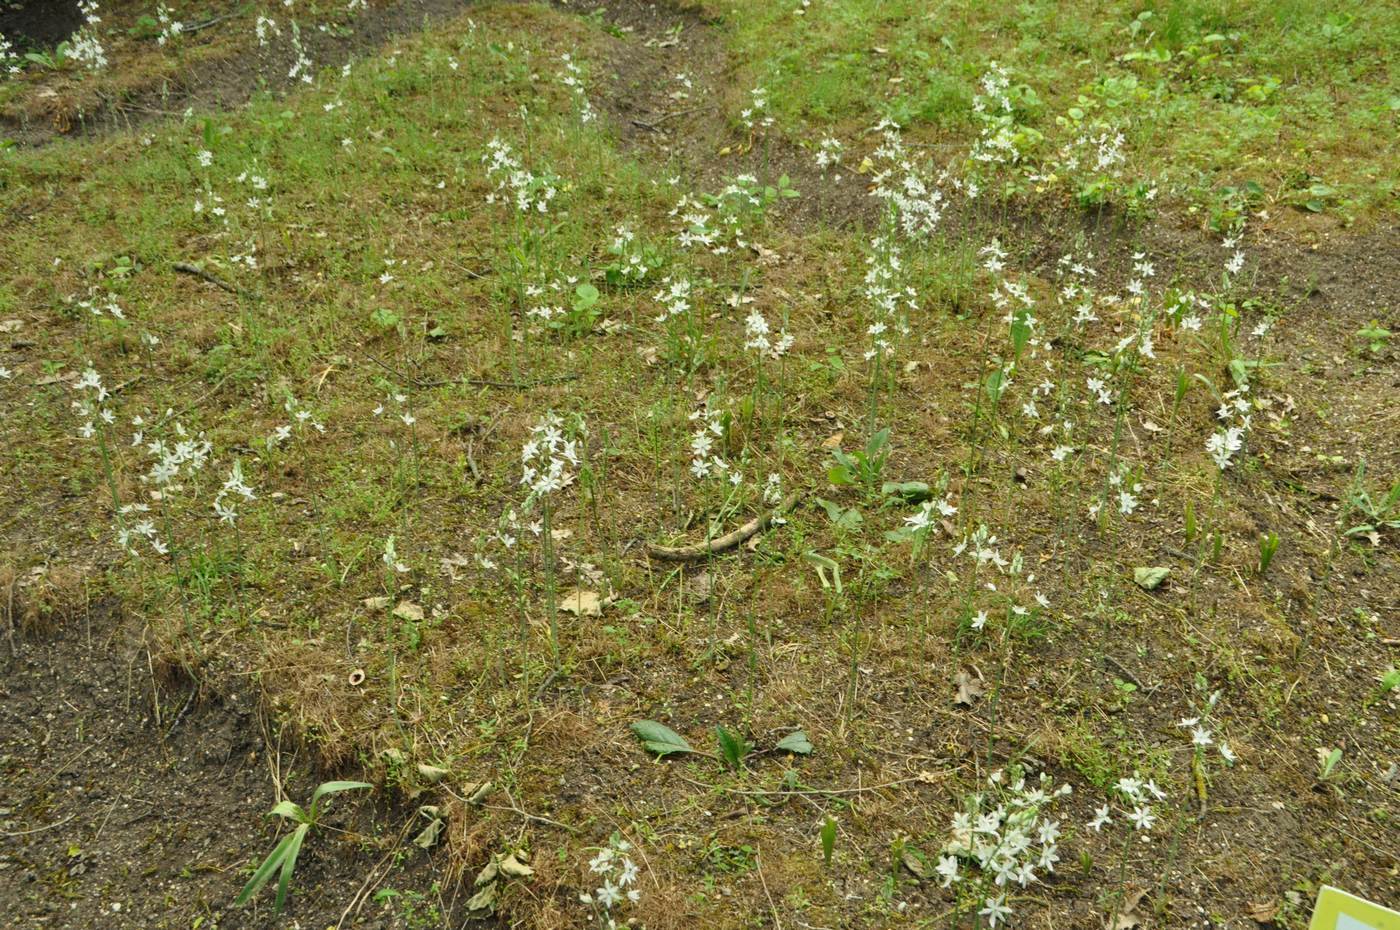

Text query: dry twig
(646, 492), (804, 562)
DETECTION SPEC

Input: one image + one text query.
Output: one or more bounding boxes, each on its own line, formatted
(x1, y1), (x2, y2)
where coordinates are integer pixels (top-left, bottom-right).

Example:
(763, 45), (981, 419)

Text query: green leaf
(574, 283), (600, 309)
(270, 800), (307, 823)
(820, 816), (837, 867)
(1133, 566), (1170, 590)
(310, 780), (372, 807)
(630, 720), (695, 757)
(275, 824), (308, 914)
(865, 427), (890, 459)
(715, 725), (748, 769)
(882, 481), (931, 504)
(235, 828), (299, 908)
(775, 730), (813, 755)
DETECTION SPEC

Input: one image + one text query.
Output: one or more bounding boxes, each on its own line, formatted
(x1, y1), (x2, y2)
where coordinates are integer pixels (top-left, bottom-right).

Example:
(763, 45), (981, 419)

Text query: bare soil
(0, 596), (450, 929)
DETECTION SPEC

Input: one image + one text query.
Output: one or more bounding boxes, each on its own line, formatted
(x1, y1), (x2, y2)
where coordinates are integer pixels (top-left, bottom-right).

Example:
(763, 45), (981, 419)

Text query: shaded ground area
(0, 0), (84, 48)
(1, 0), (484, 144)
(0, 587), (451, 929)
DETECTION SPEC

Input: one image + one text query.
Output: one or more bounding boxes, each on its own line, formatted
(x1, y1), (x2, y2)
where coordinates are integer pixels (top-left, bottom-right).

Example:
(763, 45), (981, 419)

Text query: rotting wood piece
(646, 492), (805, 562)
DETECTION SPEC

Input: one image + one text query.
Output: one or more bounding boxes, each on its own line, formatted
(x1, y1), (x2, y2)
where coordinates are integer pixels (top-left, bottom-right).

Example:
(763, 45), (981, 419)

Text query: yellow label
(1310, 886), (1400, 930)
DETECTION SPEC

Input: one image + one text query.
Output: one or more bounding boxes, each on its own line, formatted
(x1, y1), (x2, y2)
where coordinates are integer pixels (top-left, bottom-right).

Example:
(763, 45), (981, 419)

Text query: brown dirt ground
(0, 581), (464, 929)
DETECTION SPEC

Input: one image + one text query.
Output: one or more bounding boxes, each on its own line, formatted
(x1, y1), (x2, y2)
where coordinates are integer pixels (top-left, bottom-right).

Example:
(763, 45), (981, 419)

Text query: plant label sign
(1309, 886), (1400, 930)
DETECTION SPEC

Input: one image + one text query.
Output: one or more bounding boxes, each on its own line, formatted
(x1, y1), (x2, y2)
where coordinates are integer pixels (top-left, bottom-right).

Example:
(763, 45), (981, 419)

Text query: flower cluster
(581, 834), (643, 927)
(688, 402), (734, 483)
(155, 3), (184, 46)
(938, 769), (1072, 928)
(483, 137), (559, 214)
(520, 413), (580, 498)
(1, 32), (22, 76)
(743, 308), (792, 360)
(558, 53), (597, 124)
(71, 367), (113, 439)
(1206, 386), (1251, 471)
(652, 277), (692, 323)
(142, 421), (212, 489)
(213, 460), (255, 525)
(869, 119), (946, 238)
(287, 22), (314, 85)
(815, 136), (843, 175)
(739, 86), (773, 132)
(861, 234), (916, 361)
(607, 223), (655, 283)
(1089, 771), (1167, 835)
(69, 1), (107, 70)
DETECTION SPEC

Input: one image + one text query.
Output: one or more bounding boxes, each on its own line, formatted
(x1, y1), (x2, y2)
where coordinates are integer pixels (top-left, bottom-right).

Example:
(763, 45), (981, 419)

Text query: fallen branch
(646, 492), (804, 562)
(173, 261), (246, 296)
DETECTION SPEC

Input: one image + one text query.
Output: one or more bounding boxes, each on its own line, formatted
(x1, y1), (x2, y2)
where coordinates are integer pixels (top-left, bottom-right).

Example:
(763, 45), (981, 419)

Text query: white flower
(1219, 742), (1237, 763)
(1090, 804), (1112, 831)
(935, 854), (959, 887)
(979, 895), (1012, 928)
(1192, 725), (1213, 747)
(594, 881), (622, 908)
(1128, 805), (1156, 831)
(588, 848), (615, 874)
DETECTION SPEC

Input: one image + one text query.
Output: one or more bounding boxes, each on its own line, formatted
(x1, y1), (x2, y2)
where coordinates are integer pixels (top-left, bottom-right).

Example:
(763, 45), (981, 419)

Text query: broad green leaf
(630, 720), (695, 757)
(270, 800), (306, 823)
(310, 780), (372, 806)
(1133, 566), (1170, 590)
(775, 730), (813, 755)
(882, 481), (931, 503)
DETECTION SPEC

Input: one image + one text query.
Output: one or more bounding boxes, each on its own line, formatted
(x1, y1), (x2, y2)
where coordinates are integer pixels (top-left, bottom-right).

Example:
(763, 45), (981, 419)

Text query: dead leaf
(954, 669), (985, 706)
(440, 553), (472, 580)
(821, 432), (844, 450)
(686, 571), (713, 603)
(1141, 419), (1163, 433)
(465, 881), (497, 916)
(1248, 900), (1280, 924)
(498, 853), (535, 878)
(362, 596), (391, 610)
(36, 371), (76, 386)
(900, 847), (931, 880)
(1108, 889), (1146, 930)
(416, 762), (450, 782)
(393, 600), (425, 622)
(413, 816), (445, 849)
(752, 244), (781, 265)
(0, 319), (23, 333)
(559, 589), (606, 617)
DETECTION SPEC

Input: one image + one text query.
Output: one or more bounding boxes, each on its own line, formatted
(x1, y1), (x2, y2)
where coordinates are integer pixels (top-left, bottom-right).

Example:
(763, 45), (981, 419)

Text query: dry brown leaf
(954, 669), (985, 706)
(393, 600), (425, 622)
(559, 589), (606, 617)
(1248, 900), (1279, 924)
(821, 432), (844, 450)
(1108, 888), (1146, 930)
